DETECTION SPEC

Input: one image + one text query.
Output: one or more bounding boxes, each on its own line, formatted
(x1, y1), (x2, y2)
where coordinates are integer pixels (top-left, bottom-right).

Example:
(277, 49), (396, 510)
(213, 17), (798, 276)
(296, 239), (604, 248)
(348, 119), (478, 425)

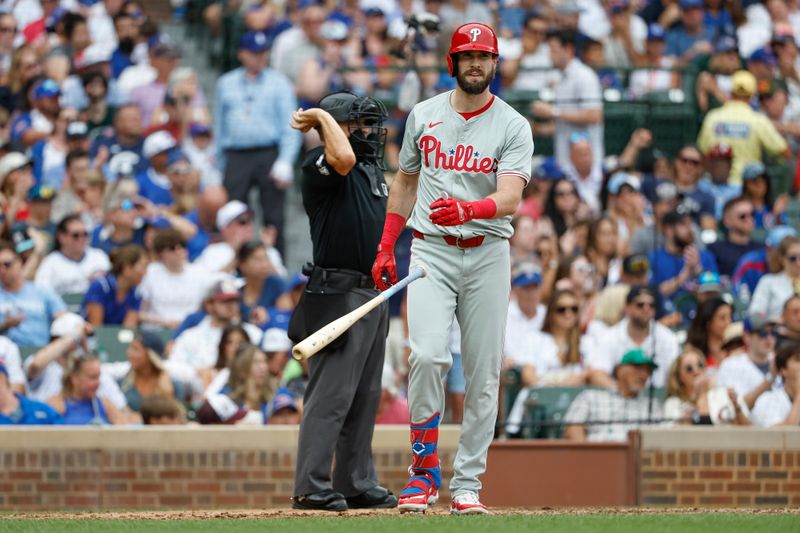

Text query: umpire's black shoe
(292, 489), (348, 511)
(346, 486), (398, 509)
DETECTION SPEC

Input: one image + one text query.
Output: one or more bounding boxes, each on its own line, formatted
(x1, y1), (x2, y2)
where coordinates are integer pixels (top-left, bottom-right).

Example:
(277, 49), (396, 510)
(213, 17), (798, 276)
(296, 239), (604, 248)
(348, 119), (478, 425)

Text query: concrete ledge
(639, 427), (800, 450)
(0, 425), (463, 451)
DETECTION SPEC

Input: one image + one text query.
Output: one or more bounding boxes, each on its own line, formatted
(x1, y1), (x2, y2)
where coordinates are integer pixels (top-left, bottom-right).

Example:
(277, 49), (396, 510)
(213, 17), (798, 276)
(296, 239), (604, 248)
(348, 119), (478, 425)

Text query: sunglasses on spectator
(736, 211), (754, 220)
(555, 188), (576, 197)
(634, 300), (655, 309)
(786, 255), (800, 263)
(0, 26), (16, 33)
(678, 156), (702, 166)
(168, 243), (185, 252)
(682, 361), (705, 373)
(0, 259), (16, 269)
(68, 231), (88, 240)
(556, 305), (579, 314)
(755, 328), (776, 338)
(120, 199), (135, 211)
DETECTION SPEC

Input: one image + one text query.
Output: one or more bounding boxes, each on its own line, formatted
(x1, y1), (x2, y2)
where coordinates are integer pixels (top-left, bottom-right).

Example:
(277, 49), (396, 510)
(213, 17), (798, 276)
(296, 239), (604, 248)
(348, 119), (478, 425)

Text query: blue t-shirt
(110, 48), (134, 79)
(82, 273), (142, 325)
(135, 168), (174, 206)
(0, 282), (66, 346)
(0, 394), (63, 425)
(732, 248), (768, 299)
(184, 210), (211, 261)
(677, 187), (716, 225)
(91, 225), (147, 255)
(648, 247), (719, 318)
(9, 111), (32, 145)
(240, 276), (287, 322)
(90, 130), (147, 177)
(263, 307), (291, 331)
(665, 24), (716, 58)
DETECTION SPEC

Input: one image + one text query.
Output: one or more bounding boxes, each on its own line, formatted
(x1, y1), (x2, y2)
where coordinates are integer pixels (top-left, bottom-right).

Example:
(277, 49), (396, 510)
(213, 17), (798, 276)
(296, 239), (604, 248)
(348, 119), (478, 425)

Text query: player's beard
(456, 64), (496, 95)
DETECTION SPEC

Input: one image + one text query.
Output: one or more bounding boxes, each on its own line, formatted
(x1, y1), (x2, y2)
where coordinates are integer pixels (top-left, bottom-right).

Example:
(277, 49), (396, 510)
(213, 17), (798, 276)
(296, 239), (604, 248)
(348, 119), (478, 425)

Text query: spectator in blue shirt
(9, 78), (61, 149)
(238, 241), (290, 325)
(673, 144), (717, 230)
(184, 185), (226, 261)
(665, 0), (715, 64)
(0, 362), (63, 425)
(110, 12), (137, 79)
(214, 31), (302, 254)
(91, 187), (147, 255)
(136, 130), (177, 206)
(649, 210), (718, 320)
(83, 244), (147, 326)
(707, 197), (763, 278)
(732, 226), (797, 304)
(90, 104), (147, 178)
(0, 241), (66, 346)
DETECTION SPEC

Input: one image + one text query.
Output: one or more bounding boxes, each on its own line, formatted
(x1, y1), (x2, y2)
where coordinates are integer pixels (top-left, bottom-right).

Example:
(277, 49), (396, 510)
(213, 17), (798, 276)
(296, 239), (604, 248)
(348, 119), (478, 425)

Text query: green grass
(0, 514), (797, 533)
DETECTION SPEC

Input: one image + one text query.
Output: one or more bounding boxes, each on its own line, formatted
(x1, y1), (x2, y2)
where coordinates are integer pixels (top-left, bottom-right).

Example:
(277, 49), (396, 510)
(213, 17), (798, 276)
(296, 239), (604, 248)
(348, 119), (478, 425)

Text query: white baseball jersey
(398, 91), (533, 239)
(716, 353), (772, 398)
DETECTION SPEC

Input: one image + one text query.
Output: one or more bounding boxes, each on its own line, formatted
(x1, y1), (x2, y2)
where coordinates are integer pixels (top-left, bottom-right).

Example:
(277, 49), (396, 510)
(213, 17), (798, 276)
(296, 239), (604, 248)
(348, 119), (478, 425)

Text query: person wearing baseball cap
(182, 122), (223, 190)
(506, 264), (546, 367)
(593, 254), (651, 326)
(732, 225), (797, 302)
(630, 181), (681, 256)
(215, 26), (301, 256)
(8, 78), (61, 148)
(663, 0), (715, 62)
(136, 130), (178, 206)
(707, 196), (762, 278)
(194, 199), (257, 274)
(698, 69), (790, 184)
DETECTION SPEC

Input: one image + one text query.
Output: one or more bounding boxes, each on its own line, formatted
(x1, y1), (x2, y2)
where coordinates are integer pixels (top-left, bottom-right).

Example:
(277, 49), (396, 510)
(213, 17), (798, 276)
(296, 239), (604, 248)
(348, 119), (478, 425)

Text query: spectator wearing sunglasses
(34, 214), (110, 295)
(91, 184), (148, 255)
(717, 314), (778, 411)
(749, 236), (800, 320)
(664, 348), (750, 426)
(587, 286), (680, 388)
(138, 228), (214, 329)
(775, 295), (800, 350)
(670, 145), (716, 231)
(707, 197), (763, 278)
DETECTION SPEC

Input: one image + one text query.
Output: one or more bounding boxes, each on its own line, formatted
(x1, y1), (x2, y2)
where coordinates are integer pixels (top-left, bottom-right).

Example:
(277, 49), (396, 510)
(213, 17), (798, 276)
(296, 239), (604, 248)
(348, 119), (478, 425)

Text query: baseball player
(372, 23), (534, 515)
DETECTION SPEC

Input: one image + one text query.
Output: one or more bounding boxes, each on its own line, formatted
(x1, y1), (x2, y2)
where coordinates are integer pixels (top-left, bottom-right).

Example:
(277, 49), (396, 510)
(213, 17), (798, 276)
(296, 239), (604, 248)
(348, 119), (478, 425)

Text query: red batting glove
(429, 197), (496, 226)
(372, 212), (405, 290)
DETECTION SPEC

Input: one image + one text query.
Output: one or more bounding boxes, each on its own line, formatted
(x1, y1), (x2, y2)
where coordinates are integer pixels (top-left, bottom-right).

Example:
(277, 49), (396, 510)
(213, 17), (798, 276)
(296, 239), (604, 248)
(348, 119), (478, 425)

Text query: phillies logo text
(419, 135), (498, 174)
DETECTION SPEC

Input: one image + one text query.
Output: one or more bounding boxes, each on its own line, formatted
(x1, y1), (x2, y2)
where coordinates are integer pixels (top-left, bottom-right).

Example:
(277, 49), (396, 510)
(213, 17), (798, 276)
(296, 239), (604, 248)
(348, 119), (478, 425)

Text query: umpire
(288, 92), (396, 511)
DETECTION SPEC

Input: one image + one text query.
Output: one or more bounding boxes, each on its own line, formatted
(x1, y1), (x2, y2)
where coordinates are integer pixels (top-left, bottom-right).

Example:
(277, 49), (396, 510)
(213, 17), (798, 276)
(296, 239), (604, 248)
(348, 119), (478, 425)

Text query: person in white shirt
(24, 313), (128, 410)
(504, 264), (547, 367)
(749, 236), (800, 320)
(586, 286), (680, 387)
(169, 279), (262, 380)
(0, 335), (26, 394)
(563, 133), (603, 214)
(34, 214), (110, 295)
(717, 315), (778, 409)
(139, 228), (215, 329)
(751, 342), (800, 427)
(501, 13), (557, 92)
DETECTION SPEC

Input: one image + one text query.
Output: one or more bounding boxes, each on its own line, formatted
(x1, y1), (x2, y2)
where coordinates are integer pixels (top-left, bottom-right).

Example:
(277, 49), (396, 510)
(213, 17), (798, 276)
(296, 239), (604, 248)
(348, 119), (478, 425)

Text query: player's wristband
(379, 212), (406, 251)
(466, 198), (497, 220)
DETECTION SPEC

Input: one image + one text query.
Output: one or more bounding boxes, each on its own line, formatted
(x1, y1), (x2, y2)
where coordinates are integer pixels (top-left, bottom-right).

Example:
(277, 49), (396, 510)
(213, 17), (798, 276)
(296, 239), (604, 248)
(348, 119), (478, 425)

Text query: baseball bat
(292, 266), (427, 361)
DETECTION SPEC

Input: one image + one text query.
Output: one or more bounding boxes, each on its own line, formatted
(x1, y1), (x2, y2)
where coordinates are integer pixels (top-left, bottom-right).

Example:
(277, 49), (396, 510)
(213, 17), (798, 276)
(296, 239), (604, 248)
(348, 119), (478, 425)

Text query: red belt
(412, 230), (485, 248)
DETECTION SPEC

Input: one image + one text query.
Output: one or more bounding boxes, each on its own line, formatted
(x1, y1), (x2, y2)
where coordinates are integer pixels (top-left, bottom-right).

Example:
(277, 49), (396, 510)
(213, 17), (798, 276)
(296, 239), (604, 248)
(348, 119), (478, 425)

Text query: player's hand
(372, 245), (397, 290)
(429, 197), (476, 226)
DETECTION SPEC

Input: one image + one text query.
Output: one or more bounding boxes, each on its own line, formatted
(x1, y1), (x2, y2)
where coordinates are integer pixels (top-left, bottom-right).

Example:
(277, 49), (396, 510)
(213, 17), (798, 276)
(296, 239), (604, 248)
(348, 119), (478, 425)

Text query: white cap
(50, 312), (86, 338)
(216, 200), (250, 229)
(143, 130), (177, 159)
(261, 328), (291, 352)
(0, 152), (31, 183)
(77, 44), (111, 68)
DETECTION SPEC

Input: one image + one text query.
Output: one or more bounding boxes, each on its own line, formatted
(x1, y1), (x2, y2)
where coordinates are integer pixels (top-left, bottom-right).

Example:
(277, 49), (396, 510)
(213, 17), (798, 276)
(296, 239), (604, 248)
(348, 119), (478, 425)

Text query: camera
(406, 12), (441, 35)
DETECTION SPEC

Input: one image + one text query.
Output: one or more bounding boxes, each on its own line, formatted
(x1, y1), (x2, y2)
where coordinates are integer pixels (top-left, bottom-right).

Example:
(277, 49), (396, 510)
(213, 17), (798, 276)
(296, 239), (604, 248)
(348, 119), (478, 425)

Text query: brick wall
(637, 428), (800, 506)
(0, 427), (457, 511)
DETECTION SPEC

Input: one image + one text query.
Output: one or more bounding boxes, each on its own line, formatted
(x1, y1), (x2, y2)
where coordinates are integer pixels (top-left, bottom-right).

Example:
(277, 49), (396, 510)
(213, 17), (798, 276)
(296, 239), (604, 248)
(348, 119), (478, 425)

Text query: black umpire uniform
(290, 92), (396, 511)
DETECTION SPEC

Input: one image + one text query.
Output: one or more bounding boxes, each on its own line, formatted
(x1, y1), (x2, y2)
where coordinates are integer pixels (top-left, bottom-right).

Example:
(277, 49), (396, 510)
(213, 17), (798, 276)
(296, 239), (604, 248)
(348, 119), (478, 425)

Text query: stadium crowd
(0, 0), (799, 438)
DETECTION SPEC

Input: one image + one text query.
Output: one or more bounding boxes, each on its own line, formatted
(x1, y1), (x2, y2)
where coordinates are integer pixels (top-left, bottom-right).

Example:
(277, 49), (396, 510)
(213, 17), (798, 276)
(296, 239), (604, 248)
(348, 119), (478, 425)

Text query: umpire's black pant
(293, 288), (388, 498)
(223, 146), (285, 253)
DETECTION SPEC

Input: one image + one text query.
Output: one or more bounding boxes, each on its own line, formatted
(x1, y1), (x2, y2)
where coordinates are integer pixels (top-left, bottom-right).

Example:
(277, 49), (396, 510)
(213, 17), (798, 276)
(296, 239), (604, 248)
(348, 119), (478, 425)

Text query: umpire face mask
(347, 97), (388, 168)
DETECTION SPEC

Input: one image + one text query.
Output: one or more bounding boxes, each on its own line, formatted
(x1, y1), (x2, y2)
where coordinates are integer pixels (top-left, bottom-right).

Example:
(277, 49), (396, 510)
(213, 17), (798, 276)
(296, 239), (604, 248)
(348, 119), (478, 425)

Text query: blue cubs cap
(749, 47), (777, 65)
(742, 161), (766, 181)
(33, 79), (61, 100)
(744, 314), (777, 333)
(610, 0), (629, 14)
(697, 271), (722, 293)
(534, 157), (566, 181)
(189, 123), (211, 137)
(607, 172), (641, 194)
(714, 35), (738, 54)
(166, 149), (190, 168)
(270, 390), (299, 415)
(239, 31), (270, 53)
(765, 225), (797, 248)
(647, 23), (666, 41)
(679, 0), (703, 9)
(28, 185), (57, 202)
(512, 264), (542, 287)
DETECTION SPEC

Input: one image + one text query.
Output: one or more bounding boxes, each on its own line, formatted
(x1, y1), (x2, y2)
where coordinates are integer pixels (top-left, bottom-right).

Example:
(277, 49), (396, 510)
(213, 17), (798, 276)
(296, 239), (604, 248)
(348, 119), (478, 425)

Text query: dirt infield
(6, 507), (800, 521)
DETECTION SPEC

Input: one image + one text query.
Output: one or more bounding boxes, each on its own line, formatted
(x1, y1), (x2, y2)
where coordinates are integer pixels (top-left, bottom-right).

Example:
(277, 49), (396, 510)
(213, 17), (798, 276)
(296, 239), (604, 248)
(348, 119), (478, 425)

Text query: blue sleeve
(44, 404), (64, 425)
(665, 32), (680, 56)
(275, 74), (302, 165)
(30, 141), (45, 184)
(171, 310), (207, 339)
(82, 279), (104, 307)
(10, 113), (31, 143)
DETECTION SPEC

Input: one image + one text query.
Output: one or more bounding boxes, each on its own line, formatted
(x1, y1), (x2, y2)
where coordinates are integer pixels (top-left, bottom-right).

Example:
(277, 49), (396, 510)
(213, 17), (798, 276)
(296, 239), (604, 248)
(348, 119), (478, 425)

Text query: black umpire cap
(318, 92), (359, 122)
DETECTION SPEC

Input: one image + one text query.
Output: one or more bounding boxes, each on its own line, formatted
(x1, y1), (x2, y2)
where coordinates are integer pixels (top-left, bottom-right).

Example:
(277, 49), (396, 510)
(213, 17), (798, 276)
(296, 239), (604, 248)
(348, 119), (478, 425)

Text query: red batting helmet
(447, 22), (499, 76)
